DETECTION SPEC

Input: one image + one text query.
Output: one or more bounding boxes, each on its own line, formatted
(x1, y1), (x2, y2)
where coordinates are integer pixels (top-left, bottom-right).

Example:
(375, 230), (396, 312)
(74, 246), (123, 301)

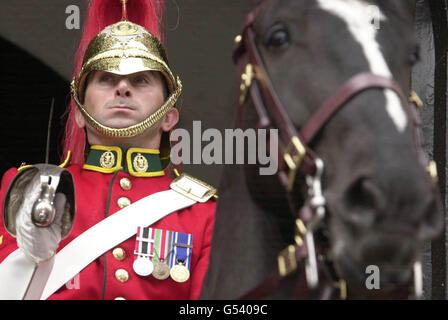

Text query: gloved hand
(15, 175), (68, 264)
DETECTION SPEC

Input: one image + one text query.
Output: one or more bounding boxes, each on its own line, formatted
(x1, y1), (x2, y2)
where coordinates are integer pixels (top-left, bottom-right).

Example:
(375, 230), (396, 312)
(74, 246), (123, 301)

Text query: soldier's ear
(160, 108), (179, 132)
(74, 107), (86, 128)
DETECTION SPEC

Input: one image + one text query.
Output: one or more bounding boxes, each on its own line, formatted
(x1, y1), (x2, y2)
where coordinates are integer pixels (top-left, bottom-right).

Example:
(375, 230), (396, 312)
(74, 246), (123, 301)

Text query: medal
(133, 226), (154, 277)
(169, 231), (193, 283)
(133, 256), (153, 276)
(170, 262), (190, 283)
(152, 229), (171, 280)
(133, 227), (194, 282)
(153, 261), (170, 280)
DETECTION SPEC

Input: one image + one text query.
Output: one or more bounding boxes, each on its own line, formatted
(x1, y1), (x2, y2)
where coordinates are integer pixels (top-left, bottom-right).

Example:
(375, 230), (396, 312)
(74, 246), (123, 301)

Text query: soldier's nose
(116, 80), (131, 97)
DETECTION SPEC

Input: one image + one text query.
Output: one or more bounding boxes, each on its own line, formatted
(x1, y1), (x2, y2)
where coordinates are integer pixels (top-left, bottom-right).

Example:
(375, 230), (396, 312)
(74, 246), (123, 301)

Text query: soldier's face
(83, 70), (166, 129)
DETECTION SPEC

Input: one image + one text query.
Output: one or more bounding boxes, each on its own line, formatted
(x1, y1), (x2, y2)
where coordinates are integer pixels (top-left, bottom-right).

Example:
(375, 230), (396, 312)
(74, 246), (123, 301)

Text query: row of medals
(133, 256), (190, 283)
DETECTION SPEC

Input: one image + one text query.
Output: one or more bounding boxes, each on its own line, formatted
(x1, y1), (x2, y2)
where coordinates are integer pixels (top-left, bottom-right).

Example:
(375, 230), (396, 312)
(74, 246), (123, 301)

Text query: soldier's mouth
(110, 105), (135, 111)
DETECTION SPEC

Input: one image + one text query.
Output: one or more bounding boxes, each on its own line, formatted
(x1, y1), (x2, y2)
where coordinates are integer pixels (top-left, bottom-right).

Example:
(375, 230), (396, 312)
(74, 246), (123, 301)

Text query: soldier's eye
(133, 76), (149, 84)
(99, 74), (113, 82)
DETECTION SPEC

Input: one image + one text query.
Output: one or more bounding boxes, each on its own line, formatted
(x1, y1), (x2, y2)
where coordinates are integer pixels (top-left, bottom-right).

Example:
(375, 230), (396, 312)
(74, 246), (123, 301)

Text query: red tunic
(0, 160), (216, 300)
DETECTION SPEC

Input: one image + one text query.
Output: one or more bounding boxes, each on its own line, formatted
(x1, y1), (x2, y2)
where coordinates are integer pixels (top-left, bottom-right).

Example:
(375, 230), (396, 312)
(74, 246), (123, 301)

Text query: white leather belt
(0, 189), (197, 300)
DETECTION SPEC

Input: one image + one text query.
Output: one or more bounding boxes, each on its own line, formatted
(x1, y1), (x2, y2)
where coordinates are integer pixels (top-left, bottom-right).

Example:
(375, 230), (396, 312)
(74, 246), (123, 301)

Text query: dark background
(0, 0), (446, 299)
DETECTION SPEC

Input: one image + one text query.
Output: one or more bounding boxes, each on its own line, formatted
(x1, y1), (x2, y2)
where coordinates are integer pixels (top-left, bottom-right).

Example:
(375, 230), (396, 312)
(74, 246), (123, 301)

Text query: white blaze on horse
(200, 0), (443, 299)
(317, 0), (408, 132)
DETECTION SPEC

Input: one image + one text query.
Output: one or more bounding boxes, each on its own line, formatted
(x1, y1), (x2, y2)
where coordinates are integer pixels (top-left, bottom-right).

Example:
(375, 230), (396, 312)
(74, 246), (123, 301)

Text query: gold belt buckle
(170, 173), (217, 203)
(283, 136), (307, 191)
(277, 245), (297, 277)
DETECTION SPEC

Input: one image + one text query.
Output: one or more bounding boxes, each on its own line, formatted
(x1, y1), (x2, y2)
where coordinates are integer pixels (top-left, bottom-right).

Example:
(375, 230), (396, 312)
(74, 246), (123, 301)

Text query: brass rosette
(71, 20), (182, 138)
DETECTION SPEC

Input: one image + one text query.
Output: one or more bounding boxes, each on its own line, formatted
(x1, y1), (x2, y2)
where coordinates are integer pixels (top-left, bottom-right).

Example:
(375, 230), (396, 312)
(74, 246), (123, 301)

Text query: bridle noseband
(233, 0), (432, 300)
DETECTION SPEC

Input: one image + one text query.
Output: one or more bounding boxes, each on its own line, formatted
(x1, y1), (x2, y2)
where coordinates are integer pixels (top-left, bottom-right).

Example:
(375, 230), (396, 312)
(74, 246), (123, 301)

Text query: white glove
(15, 176), (67, 264)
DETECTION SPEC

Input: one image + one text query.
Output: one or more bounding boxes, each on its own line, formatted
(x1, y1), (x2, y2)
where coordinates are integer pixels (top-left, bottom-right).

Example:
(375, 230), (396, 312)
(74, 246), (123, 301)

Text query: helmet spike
(121, 0), (128, 21)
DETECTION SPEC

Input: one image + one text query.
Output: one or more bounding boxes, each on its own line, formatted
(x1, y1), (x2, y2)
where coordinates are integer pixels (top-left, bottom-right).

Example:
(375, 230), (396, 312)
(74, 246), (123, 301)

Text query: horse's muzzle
(328, 166), (443, 242)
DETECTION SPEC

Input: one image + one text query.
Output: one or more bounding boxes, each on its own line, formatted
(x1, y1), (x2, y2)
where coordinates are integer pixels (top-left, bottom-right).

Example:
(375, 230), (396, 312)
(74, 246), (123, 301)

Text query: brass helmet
(71, 7), (182, 140)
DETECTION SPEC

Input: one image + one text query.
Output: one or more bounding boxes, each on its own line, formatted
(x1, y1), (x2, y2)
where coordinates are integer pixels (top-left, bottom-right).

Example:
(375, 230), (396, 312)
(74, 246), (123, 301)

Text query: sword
(32, 98), (57, 227)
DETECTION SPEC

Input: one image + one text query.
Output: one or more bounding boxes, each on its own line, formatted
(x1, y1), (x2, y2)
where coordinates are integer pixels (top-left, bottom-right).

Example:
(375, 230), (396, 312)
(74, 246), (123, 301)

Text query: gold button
(119, 178), (132, 191)
(112, 247), (126, 261)
(114, 297), (126, 300)
(115, 269), (129, 283)
(117, 197), (131, 208)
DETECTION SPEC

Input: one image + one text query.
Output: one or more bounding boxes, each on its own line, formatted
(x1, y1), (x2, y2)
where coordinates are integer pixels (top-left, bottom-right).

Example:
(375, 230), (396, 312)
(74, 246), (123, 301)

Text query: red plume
(62, 0), (166, 165)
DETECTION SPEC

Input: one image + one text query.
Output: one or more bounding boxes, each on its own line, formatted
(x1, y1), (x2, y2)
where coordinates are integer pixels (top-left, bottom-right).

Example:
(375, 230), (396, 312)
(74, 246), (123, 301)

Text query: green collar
(83, 145), (169, 177)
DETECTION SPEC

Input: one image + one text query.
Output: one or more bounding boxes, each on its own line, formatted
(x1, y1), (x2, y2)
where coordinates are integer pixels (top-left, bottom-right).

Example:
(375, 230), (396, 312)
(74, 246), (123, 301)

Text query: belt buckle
(170, 173), (217, 203)
(277, 245), (297, 277)
(283, 136), (306, 191)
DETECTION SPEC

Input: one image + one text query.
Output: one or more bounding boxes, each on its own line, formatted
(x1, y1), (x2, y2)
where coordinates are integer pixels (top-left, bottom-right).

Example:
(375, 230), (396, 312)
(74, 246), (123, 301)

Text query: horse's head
(244, 0), (443, 297)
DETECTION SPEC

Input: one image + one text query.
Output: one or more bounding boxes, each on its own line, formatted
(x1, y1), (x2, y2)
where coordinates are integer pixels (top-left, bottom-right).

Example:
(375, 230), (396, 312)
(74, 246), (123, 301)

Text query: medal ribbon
(135, 228), (193, 269)
(171, 232), (193, 270)
(167, 230), (175, 267)
(149, 228), (155, 260)
(134, 226), (154, 258)
(154, 228), (167, 263)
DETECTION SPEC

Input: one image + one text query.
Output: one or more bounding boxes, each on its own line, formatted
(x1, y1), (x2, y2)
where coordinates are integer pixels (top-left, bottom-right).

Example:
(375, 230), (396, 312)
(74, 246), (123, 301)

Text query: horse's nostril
(347, 178), (375, 209)
(342, 177), (386, 227)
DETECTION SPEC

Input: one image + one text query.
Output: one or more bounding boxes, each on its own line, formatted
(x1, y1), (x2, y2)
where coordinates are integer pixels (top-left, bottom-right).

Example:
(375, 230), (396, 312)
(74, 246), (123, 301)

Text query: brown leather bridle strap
(241, 0), (271, 35)
(239, 27), (319, 182)
(239, 241), (308, 300)
(243, 28), (300, 143)
(239, 206), (339, 300)
(300, 72), (408, 144)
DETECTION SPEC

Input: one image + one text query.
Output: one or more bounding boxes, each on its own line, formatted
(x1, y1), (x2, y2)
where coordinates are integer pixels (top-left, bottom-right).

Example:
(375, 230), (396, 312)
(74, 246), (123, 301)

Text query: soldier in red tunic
(0, 0), (216, 300)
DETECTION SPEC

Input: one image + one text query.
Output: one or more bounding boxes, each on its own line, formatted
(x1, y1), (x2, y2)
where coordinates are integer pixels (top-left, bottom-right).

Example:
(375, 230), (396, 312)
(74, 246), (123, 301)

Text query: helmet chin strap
(70, 76), (182, 138)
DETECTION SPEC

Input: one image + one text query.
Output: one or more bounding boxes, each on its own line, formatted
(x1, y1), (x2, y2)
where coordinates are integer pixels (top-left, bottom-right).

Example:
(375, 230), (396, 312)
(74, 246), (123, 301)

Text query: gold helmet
(71, 2), (182, 139)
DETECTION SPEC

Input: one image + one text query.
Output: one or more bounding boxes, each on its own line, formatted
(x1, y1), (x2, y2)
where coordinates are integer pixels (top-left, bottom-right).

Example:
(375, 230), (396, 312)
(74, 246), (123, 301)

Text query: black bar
(428, 0), (447, 300)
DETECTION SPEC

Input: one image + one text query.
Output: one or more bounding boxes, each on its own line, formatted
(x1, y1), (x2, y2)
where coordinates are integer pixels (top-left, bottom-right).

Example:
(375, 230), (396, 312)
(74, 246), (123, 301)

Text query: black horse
(200, 0), (443, 299)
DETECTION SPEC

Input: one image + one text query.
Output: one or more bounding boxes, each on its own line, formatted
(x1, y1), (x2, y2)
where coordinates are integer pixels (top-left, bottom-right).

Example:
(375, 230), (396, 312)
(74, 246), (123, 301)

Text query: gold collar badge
(133, 153), (149, 172)
(100, 150), (116, 169)
(84, 145), (165, 177)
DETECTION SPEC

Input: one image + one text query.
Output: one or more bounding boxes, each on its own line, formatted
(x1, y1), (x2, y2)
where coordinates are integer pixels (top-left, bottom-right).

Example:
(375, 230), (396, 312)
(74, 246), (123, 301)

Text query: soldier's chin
(103, 119), (139, 130)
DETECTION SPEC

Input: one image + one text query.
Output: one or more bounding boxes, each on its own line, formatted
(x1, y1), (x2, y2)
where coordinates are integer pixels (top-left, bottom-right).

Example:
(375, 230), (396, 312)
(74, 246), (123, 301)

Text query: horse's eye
(265, 25), (290, 51)
(408, 45), (420, 66)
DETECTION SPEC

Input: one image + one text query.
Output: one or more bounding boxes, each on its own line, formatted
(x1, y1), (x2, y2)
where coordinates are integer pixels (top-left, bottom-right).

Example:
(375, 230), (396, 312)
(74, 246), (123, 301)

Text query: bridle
(233, 0), (433, 300)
